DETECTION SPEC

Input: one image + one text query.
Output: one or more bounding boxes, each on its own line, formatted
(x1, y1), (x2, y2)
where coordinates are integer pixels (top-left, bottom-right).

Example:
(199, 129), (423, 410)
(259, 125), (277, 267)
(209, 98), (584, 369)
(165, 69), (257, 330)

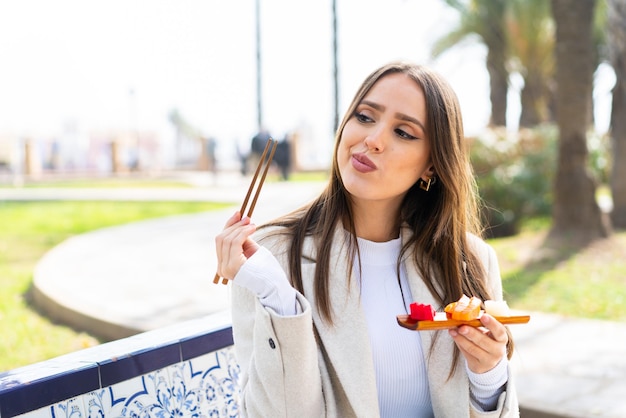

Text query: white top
(356, 236), (434, 417)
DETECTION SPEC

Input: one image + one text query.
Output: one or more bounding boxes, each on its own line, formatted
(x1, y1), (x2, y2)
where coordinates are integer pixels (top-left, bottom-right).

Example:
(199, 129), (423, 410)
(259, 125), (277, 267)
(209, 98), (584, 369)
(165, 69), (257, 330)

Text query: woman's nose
(364, 128), (385, 152)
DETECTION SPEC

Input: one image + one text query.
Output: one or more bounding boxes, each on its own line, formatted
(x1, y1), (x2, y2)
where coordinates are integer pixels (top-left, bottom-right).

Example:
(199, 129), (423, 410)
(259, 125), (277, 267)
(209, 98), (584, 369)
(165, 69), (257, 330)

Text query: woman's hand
(448, 314), (508, 374)
(215, 211), (259, 280)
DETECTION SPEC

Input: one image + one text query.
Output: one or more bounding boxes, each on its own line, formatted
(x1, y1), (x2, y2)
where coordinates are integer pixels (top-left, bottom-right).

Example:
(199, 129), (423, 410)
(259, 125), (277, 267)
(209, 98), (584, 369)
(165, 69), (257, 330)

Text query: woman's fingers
(215, 212), (258, 279)
(478, 314), (509, 344)
(223, 211), (243, 228)
(448, 314), (508, 373)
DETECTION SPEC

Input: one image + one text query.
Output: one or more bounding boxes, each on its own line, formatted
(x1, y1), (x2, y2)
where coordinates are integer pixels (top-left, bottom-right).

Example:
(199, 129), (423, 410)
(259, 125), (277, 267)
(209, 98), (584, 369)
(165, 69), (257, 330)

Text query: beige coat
(231, 225), (520, 418)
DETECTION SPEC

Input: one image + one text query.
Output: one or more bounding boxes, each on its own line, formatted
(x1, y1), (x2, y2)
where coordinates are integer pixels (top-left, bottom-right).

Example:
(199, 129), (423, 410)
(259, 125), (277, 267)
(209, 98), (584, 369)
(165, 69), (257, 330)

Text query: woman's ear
(421, 165), (436, 182)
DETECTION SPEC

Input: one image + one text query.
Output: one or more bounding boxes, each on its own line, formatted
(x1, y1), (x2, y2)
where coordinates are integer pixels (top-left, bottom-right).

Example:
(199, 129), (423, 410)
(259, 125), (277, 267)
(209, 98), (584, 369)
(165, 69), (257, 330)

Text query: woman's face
(338, 72), (433, 206)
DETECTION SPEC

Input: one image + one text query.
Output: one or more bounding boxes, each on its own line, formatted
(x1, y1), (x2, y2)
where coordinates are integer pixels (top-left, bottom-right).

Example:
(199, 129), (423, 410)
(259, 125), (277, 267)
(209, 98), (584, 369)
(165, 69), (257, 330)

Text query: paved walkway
(3, 172), (626, 418)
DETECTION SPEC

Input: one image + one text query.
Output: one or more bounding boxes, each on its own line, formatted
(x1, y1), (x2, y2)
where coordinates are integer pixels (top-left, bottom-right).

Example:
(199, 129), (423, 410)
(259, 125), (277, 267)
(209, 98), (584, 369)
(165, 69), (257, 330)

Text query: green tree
(608, 0), (626, 228)
(434, 0), (607, 131)
(506, 0), (555, 127)
(550, 0), (611, 242)
(431, 0), (508, 127)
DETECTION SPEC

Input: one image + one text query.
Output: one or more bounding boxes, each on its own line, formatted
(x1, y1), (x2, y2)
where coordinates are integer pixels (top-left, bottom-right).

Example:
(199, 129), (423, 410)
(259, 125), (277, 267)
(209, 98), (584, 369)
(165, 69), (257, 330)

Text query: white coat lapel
(301, 227), (380, 417)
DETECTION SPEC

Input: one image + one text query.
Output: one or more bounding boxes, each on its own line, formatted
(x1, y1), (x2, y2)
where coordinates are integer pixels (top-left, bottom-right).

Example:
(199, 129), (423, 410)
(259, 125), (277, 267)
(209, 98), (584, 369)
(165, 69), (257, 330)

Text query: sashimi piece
(452, 296), (481, 321)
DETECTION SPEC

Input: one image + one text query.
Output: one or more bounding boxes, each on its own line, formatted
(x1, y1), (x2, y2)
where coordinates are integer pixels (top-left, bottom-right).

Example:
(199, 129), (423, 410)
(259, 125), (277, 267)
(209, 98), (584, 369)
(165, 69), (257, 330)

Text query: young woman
(215, 62), (519, 417)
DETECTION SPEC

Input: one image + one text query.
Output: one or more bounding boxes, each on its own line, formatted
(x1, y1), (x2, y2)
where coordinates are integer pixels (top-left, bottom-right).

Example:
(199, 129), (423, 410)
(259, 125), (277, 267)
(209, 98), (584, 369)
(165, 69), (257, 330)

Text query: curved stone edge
(31, 280), (142, 341)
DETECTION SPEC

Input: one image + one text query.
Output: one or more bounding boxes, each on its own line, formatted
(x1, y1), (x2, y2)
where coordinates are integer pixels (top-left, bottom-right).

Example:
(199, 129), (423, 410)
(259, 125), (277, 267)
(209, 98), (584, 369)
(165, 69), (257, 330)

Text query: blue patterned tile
(82, 390), (108, 418)
(0, 364), (98, 417)
(1, 314), (240, 417)
(180, 327), (233, 361)
(106, 368), (171, 416)
(165, 362), (205, 416)
(99, 343), (180, 387)
(13, 405), (52, 418)
(188, 348), (241, 417)
(50, 397), (86, 418)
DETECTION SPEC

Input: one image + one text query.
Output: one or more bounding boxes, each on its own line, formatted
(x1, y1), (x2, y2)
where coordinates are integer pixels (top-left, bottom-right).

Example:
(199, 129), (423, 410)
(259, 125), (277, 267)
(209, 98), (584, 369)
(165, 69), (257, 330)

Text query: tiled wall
(0, 312), (241, 418)
(17, 348), (240, 418)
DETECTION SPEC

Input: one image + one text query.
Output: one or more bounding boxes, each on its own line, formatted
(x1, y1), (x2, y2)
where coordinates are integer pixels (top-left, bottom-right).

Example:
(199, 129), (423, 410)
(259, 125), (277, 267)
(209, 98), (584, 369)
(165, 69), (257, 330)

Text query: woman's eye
(395, 128), (418, 140)
(354, 111), (373, 123)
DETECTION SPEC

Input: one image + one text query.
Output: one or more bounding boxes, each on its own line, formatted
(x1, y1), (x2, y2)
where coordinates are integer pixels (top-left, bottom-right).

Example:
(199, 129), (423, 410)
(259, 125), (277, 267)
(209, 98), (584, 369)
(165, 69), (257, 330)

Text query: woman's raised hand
(215, 211), (259, 280)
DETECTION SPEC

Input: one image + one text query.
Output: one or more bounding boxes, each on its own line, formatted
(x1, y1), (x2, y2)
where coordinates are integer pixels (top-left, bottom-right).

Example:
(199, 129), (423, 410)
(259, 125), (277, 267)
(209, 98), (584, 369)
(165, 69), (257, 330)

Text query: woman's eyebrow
(360, 99), (426, 133)
(361, 100), (383, 111)
(396, 113), (426, 133)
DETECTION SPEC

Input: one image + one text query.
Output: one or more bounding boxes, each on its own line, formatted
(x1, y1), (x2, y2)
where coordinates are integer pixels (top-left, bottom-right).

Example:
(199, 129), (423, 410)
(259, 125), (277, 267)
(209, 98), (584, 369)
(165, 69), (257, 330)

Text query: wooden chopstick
(213, 138), (278, 285)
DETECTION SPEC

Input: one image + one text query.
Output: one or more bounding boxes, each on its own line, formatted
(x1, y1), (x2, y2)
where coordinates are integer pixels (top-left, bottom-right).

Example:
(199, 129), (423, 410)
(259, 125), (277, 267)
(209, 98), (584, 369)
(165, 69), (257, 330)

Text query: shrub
(470, 126), (556, 238)
(470, 124), (609, 238)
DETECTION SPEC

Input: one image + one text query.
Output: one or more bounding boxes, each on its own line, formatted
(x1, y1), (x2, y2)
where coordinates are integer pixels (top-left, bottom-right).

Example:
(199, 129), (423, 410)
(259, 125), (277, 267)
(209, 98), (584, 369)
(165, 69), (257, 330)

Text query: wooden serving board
(397, 313), (531, 331)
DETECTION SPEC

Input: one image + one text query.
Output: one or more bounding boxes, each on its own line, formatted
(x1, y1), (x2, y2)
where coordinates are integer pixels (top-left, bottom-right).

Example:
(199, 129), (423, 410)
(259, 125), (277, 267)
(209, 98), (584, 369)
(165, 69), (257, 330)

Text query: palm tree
(550, 0), (611, 242)
(431, 0), (508, 127)
(255, 0), (263, 130)
(506, 0), (555, 127)
(332, 0), (339, 132)
(508, 0), (606, 128)
(608, 0), (626, 228)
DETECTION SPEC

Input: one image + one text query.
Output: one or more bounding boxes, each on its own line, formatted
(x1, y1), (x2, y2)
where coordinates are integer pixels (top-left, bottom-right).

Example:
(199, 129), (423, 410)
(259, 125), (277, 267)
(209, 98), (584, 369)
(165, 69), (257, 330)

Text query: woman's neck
(351, 199), (402, 242)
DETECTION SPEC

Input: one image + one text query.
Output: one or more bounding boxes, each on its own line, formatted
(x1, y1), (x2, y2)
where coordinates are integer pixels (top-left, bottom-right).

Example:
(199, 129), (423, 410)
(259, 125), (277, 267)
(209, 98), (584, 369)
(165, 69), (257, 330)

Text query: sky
(0, 0), (614, 169)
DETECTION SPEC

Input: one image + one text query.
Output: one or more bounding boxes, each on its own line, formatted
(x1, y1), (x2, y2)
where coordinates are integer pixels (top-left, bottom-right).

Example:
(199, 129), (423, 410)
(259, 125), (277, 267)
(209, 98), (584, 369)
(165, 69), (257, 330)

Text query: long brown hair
(264, 62), (513, 363)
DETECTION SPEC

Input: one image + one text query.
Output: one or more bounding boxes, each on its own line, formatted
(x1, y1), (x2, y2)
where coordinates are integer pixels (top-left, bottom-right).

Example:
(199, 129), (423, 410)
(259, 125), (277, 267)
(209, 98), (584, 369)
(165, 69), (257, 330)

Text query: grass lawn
(0, 170), (331, 189)
(0, 200), (230, 373)
(489, 220), (626, 321)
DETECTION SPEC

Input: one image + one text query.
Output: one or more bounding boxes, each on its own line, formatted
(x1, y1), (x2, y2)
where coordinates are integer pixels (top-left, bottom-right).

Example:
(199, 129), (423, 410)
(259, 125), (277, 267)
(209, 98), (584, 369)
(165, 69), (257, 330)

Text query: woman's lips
(351, 153), (377, 173)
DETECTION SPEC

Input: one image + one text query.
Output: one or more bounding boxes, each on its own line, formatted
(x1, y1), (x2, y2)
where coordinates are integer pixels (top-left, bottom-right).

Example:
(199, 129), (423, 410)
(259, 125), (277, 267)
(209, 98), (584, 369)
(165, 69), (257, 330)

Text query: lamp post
(332, 0), (339, 133)
(255, 0), (263, 130)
